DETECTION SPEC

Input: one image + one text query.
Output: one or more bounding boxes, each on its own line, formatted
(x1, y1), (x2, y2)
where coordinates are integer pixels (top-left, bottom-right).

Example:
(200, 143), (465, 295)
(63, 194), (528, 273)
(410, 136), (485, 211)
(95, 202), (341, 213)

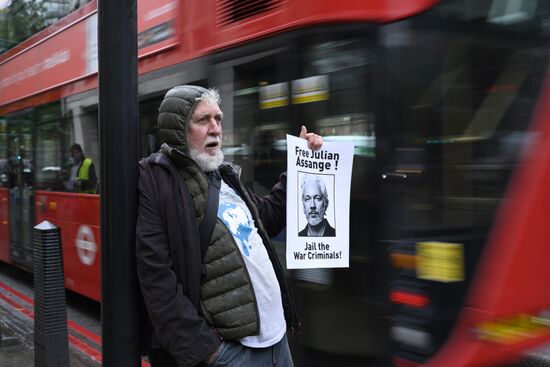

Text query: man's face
(188, 101), (223, 156)
(71, 149), (82, 162)
(302, 180), (326, 227)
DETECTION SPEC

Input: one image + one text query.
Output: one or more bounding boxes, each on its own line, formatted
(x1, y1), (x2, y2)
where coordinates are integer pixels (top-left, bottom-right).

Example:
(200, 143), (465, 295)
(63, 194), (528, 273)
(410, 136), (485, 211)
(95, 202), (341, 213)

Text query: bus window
(231, 52), (291, 192)
(5, 109), (33, 268)
(6, 111), (33, 189)
(0, 0), (92, 54)
(380, 0), (550, 237)
(65, 93), (100, 190)
(295, 31), (378, 263)
(35, 102), (67, 191)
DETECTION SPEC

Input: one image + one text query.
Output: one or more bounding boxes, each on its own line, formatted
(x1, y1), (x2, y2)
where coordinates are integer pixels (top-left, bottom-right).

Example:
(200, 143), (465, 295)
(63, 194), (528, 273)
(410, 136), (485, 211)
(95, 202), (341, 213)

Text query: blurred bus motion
(2, 0), (550, 366)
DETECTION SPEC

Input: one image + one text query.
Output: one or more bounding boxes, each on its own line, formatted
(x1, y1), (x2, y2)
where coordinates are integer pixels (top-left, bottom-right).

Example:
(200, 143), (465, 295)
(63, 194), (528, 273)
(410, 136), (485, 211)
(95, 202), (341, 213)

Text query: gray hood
(157, 85), (208, 154)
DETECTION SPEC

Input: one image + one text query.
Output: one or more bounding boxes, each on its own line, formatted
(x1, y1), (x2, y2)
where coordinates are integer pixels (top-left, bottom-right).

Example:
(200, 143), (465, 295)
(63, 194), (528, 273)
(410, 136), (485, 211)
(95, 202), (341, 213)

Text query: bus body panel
(0, 0), (439, 107)
(208, 0), (438, 51)
(424, 68), (550, 367)
(35, 191), (101, 301)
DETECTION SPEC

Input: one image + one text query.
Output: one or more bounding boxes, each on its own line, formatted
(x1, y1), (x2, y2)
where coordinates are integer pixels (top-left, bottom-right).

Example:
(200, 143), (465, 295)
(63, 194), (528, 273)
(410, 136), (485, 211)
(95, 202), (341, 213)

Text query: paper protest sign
(286, 134), (354, 268)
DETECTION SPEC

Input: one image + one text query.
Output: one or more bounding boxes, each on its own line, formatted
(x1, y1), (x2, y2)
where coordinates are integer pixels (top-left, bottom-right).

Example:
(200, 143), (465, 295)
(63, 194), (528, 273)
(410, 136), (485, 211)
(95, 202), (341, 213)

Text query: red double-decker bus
(2, 0), (550, 365)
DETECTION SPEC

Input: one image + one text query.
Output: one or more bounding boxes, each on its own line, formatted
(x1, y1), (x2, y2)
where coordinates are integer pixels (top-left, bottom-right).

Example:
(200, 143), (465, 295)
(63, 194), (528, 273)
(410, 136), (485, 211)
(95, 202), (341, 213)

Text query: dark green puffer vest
(161, 145), (260, 340)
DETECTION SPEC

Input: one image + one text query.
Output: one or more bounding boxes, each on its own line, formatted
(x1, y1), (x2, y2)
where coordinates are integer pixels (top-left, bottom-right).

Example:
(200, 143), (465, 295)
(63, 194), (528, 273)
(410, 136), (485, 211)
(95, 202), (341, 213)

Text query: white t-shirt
(217, 180), (286, 348)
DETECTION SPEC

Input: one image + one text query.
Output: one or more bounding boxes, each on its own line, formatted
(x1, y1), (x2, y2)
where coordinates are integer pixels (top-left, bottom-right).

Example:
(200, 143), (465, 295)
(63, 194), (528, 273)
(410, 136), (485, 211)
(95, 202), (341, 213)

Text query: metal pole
(98, 0), (140, 365)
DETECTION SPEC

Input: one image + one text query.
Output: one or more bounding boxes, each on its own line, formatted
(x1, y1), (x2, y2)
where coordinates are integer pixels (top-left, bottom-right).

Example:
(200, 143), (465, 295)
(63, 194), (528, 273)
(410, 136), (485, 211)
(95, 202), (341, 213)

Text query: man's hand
(204, 341), (224, 365)
(299, 125), (323, 150)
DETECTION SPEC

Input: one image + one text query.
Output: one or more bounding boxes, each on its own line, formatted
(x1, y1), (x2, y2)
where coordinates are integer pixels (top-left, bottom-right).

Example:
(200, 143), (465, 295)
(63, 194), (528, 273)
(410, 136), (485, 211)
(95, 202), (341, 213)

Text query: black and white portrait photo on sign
(286, 134), (354, 269)
(298, 173), (335, 237)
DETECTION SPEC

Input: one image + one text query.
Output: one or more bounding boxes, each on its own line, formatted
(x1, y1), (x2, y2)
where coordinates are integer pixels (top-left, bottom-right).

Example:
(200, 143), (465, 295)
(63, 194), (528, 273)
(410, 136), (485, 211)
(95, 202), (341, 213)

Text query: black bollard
(33, 220), (69, 367)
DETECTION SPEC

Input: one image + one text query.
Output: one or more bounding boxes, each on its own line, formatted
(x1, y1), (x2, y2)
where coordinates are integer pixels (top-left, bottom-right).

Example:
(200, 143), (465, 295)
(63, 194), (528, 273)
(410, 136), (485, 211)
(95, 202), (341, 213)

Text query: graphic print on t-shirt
(218, 186), (254, 257)
(216, 180), (287, 347)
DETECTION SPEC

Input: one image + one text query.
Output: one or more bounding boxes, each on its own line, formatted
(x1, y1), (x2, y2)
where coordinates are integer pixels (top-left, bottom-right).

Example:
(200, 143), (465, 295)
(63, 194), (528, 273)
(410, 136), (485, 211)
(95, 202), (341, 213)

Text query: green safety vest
(77, 158), (95, 193)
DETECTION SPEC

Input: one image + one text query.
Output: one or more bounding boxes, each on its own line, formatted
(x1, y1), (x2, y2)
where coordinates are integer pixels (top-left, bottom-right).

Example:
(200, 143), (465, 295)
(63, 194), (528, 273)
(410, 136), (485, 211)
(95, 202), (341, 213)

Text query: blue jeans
(205, 334), (294, 367)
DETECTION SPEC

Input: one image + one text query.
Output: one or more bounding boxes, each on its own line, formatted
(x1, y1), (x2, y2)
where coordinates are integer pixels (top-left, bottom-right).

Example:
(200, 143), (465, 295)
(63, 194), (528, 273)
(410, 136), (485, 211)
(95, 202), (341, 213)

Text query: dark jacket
(136, 152), (298, 367)
(298, 218), (336, 237)
(136, 153), (220, 367)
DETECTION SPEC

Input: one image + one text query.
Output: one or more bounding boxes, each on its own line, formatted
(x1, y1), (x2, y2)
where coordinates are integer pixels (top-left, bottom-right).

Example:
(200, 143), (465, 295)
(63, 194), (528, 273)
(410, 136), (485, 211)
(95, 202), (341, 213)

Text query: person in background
(298, 173), (335, 237)
(65, 143), (97, 193)
(136, 85), (323, 367)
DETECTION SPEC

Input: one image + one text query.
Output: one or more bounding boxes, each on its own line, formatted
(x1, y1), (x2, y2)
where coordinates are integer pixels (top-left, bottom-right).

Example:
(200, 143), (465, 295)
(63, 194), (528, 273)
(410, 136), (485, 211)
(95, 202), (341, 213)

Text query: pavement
(0, 263), (103, 367)
(0, 283), (95, 367)
(0, 268), (153, 367)
(0, 325), (34, 366)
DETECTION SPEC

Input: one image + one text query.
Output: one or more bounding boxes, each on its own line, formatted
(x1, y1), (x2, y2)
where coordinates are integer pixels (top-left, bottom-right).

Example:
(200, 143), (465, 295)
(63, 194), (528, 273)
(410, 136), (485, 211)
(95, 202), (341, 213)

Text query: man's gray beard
(189, 148), (224, 172)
